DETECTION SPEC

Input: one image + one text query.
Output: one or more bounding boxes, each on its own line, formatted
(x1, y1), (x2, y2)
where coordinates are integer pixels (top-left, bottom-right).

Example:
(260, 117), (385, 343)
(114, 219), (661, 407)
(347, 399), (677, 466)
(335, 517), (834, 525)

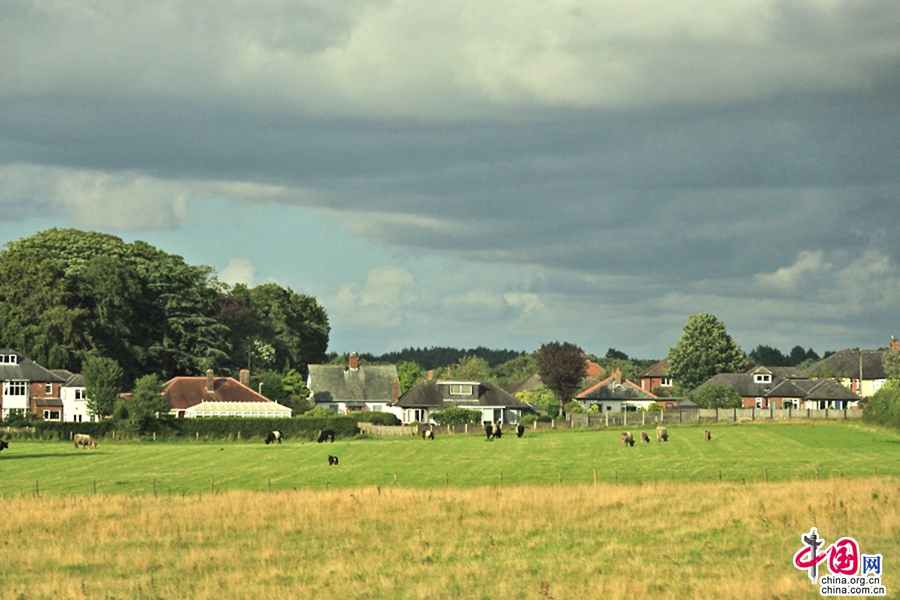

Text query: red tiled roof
(164, 377), (270, 410)
(585, 361), (605, 378)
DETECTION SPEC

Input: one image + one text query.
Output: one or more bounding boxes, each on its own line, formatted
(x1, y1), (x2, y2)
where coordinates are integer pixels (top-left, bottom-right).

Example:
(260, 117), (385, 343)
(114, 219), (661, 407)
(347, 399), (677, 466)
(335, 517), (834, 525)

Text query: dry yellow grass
(1, 478), (897, 599)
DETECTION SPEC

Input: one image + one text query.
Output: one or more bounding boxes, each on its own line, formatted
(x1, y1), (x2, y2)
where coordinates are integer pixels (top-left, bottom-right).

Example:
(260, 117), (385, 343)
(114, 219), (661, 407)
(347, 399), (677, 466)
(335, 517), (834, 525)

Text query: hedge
(1, 416), (359, 442)
(862, 388), (900, 429)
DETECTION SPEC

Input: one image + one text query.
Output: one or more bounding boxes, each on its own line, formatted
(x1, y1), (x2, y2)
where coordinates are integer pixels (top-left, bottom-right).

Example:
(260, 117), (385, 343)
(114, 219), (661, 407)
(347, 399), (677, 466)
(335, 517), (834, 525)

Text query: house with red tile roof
(164, 369), (291, 418)
(574, 368), (662, 412)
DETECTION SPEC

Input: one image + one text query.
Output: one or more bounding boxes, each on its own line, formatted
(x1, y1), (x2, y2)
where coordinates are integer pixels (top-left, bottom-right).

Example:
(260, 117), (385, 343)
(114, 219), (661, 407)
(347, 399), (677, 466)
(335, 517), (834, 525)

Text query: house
(0, 349), (66, 421)
(504, 360), (605, 395)
(306, 353), (399, 414)
(52, 370), (93, 423)
(164, 369), (291, 418)
(806, 340), (898, 397)
(636, 358), (673, 393)
(698, 366), (860, 409)
(575, 368), (665, 411)
(392, 379), (531, 425)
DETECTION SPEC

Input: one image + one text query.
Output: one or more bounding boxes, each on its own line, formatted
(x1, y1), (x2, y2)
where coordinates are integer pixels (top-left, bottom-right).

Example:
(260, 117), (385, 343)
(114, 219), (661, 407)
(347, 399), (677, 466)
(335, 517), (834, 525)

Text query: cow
(265, 431), (282, 445)
(640, 431), (650, 443)
(516, 424), (525, 438)
(316, 429), (335, 443)
(422, 430), (434, 440)
(74, 434), (97, 449)
(492, 423), (502, 439)
(328, 455), (339, 466)
(485, 423), (493, 440)
(703, 429), (712, 441)
(656, 427), (668, 442)
(621, 431), (634, 447)
(0, 439), (8, 452)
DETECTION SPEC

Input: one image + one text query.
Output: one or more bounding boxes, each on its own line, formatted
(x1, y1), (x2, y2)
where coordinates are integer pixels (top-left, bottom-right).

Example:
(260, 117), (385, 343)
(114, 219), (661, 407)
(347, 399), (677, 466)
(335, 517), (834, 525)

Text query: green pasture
(1, 420), (898, 496)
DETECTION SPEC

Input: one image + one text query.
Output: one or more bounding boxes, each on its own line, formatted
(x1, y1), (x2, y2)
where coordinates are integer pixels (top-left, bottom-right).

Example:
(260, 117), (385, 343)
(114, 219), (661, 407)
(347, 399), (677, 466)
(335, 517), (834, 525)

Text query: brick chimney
(240, 369), (250, 388)
(614, 367), (622, 385)
(206, 369), (215, 393)
(891, 337), (900, 353)
(349, 352), (359, 370)
(392, 377), (400, 402)
(427, 370), (434, 380)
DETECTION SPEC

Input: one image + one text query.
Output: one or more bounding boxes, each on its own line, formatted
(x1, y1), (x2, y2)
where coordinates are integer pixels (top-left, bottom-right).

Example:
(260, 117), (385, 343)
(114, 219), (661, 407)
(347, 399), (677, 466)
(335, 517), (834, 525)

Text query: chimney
(892, 337), (900, 353)
(206, 369), (215, 392)
(392, 377), (400, 402)
(427, 370), (434, 380)
(614, 367), (622, 385)
(349, 352), (359, 370)
(240, 369), (250, 388)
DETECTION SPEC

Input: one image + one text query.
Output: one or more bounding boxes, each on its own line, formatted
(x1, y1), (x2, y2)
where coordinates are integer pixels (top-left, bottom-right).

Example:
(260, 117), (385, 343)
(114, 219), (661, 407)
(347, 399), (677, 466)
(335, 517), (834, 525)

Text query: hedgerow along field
(1, 421), (898, 599)
(0, 420), (897, 496)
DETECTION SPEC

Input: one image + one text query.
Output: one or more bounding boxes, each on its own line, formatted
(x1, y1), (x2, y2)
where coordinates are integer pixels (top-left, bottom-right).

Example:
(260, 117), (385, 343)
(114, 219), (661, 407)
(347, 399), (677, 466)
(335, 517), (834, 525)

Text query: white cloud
(334, 266), (418, 328)
(219, 258), (258, 287)
(2, 0), (897, 117)
(755, 250), (832, 294)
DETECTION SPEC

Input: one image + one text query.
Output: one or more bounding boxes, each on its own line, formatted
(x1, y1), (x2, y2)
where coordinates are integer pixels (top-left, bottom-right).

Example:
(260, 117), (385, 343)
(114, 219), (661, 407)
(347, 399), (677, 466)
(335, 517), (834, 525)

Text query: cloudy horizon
(2, 0), (899, 359)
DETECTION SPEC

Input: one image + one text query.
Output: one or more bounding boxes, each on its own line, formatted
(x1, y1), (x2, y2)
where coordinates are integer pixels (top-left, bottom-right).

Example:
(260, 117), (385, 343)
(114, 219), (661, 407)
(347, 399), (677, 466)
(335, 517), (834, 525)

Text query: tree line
(0, 229), (330, 388)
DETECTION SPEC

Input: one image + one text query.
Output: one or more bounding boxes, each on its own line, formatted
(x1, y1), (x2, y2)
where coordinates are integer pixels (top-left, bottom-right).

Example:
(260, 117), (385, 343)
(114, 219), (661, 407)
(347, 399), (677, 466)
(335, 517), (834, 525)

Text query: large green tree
(537, 342), (587, 418)
(690, 384), (743, 409)
(121, 374), (171, 435)
(668, 313), (748, 391)
(82, 356), (125, 418)
(883, 349), (900, 382)
(396, 361), (423, 394)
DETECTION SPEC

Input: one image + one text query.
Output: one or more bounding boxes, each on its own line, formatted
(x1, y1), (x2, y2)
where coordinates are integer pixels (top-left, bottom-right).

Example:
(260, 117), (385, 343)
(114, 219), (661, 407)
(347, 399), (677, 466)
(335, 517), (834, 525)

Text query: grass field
(2, 421), (899, 599)
(0, 420), (897, 496)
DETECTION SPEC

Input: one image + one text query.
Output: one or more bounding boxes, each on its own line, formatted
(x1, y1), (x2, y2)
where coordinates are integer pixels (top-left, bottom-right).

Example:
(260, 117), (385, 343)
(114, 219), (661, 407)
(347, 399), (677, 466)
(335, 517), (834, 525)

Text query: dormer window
(660, 378), (673, 387)
(449, 384), (473, 396)
(754, 374), (772, 383)
(0, 354), (18, 364)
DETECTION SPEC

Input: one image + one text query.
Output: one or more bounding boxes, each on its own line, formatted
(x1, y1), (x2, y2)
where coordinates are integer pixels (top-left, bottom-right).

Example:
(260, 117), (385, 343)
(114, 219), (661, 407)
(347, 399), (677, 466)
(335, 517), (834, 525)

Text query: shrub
(431, 406), (482, 426)
(354, 411), (400, 426)
(564, 401), (585, 414)
(863, 388), (900, 429)
(537, 415), (553, 422)
(518, 414), (537, 425)
(646, 402), (665, 412)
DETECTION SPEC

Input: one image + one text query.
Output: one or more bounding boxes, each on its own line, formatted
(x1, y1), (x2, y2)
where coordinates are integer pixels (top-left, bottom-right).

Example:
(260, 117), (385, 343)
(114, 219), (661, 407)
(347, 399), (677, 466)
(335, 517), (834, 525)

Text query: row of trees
(0, 229), (330, 386)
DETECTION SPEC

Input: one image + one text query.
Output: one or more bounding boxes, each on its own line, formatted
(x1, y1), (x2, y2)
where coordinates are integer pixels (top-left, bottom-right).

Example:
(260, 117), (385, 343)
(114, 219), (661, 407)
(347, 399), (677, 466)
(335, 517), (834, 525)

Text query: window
(74, 389), (85, 400)
(3, 381), (26, 396)
(784, 399), (799, 409)
(42, 410), (60, 421)
(754, 374), (772, 383)
(45, 383), (53, 395)
(0, 354), (18, 364)
(755, 397), (765, 408)
(449, 385), (473, 395)
(660, 378), (673, 387)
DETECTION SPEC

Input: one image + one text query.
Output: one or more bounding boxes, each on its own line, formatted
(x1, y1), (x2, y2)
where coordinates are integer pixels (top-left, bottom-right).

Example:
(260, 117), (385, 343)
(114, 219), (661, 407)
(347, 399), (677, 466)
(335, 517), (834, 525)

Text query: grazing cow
(265, 431), (282, 445)
(492, 423), (503, 439)
(621, 431), (634, 447)
(74, 434), (97, 449)
(485, 423), (493, 440)
(422, 430), (434, 440)
(516, 424), (525, 438)
(0, 439), (8, 452)
(656, 427), (668, 442)
(703, 429), (712, 441)
(640, 431), (650, 443)
(317, 429), (335, 443)
(328, 455), (339, 466)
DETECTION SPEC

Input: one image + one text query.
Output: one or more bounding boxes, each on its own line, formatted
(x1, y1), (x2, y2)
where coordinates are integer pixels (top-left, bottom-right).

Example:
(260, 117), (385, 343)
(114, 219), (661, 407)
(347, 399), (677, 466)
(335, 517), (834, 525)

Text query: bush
(863, 388), (900, 429)
(646, 402), (665, 412)
(564, 401), (585, 414)
(518, 414), (537, 425)
(353, 411), (400, 426)
(431, 406), (482, 426)
(537, 415), (553, 422)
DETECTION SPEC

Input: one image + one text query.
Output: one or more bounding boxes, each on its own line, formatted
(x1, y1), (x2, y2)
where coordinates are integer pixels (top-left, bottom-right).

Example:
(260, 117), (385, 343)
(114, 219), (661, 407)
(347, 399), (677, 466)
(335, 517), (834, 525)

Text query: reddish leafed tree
(537, 341), (588, 418)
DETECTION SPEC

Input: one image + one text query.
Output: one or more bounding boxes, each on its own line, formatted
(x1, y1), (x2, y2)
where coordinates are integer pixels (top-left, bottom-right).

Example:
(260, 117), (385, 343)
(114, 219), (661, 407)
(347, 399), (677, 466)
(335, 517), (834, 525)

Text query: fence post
(558, 473), (562, 486)
(445, 473), (448, 487)
(93, 480), (97, 495)
(718, 469), (722, 482)
(267, 478), (271, 493)
(765, 469), (768, 483)
(593, 469), (597, 485)
(642, 412), (645, 425)
(605, 412), (608, 427)
(393, 471), (399, 487)
(499, 471), (503, 489)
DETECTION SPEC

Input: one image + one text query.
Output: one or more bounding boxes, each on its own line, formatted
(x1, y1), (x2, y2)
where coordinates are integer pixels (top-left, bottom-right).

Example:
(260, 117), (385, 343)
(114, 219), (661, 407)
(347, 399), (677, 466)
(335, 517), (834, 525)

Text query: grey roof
(307, 364), (398, 403)
(699, 370), (860, 402)
(0, 350), (66, 383)
(395, 380), (530, 409)
(503, 373), (542, 395)
(576, 376), (657, 401)
(51, 370), (83, 386)
(34, 397), (64, 407)
(638, 357), (670, 379)
(807, 350), (888, 380)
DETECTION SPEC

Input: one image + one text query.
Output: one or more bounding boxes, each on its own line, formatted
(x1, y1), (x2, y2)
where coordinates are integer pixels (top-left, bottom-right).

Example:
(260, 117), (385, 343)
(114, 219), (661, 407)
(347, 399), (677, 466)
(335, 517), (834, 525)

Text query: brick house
(0, 349), (67, 421)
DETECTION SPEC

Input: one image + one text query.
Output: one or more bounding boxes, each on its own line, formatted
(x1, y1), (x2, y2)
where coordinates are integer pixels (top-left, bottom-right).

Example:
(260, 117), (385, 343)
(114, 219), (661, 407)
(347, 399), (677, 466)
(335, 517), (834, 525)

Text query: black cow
(317, 429), (335, 443)
(422, 430), (434, 440)
(0, 439), (8, 452)
(265, 431), (282, 445)
(492, 423), (502, 439)
(485, 423), (493, 440)
(516, 424), (525, 438)
(328, 455), (339, 466)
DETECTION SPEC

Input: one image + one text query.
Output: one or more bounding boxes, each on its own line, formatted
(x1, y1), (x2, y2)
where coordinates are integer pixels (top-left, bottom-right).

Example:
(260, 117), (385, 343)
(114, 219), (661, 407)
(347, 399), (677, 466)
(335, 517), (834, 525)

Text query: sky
(1, 0), (899, 359)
